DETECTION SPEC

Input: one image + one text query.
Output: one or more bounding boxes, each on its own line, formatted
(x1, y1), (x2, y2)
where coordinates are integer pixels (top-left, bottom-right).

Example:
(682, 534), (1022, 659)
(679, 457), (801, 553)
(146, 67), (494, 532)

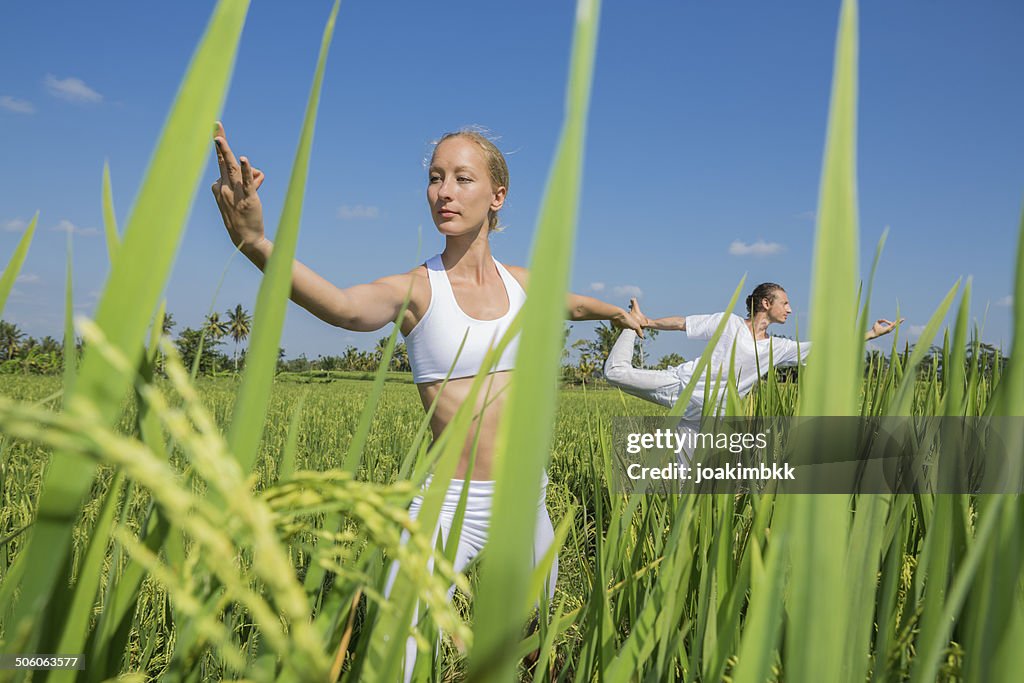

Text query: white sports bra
(404, 253), (525, 384)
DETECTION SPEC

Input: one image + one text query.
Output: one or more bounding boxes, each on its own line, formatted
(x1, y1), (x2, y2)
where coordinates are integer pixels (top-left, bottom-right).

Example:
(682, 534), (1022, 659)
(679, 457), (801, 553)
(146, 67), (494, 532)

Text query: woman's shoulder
(370, 266), (432, 319)
(501, 263), (529, 291)
(376, 264), (429, 289)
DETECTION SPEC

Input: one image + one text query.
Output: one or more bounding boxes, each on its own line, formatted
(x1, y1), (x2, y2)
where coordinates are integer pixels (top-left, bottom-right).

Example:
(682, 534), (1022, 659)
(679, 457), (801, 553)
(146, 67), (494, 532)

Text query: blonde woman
(211, 122), (642, 678)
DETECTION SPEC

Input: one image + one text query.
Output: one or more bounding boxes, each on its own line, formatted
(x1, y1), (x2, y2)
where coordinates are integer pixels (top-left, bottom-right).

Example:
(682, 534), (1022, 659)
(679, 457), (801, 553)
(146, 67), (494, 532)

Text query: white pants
(603, 329), (701, 464)
(603, 329), (685, 409)
(384, 476), (558, 682)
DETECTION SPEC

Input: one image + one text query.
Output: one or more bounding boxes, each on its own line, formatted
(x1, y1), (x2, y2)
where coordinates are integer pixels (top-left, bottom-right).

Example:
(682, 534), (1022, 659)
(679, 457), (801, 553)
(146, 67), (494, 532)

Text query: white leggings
(384, 476), (558, 682)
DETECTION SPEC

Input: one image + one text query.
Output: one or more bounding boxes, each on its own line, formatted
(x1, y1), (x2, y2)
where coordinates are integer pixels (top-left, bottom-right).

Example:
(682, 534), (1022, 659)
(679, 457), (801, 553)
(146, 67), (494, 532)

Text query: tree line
(0, 315), (1007, 384)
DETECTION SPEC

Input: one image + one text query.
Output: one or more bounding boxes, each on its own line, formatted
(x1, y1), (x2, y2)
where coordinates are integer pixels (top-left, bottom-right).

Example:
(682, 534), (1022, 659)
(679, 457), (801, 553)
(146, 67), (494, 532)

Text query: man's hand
(866, 317), (904, 340)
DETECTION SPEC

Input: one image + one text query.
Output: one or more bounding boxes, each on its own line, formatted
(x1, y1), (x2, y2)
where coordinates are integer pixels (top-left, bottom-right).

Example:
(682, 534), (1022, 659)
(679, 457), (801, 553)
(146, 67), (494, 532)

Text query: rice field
(1, 0), (1023, 681)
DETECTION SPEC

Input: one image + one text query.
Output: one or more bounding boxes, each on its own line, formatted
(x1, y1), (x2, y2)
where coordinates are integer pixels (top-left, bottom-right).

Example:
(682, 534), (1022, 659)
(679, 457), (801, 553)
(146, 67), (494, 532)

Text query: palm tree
(374, 336), (390, 368)
(203, 312), (230, 374)
(0, 320), (25, 361)
(392, 342), (410, 372)
(204, 312), (230, 340)
(226, 304), (252, 372)
(161, 312), (177, 336)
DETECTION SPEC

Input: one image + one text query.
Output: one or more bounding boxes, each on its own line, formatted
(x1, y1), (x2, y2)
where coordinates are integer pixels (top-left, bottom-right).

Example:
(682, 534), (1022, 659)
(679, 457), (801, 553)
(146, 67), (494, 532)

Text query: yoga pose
(210, 123), (641, 679)
(604, 284), (901, 420)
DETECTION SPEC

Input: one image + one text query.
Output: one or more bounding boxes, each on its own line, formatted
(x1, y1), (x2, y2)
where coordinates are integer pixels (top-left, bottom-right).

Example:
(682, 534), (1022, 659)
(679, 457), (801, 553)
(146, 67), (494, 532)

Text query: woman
(210, 122), (642, 677)
(604, 284), (901, 422)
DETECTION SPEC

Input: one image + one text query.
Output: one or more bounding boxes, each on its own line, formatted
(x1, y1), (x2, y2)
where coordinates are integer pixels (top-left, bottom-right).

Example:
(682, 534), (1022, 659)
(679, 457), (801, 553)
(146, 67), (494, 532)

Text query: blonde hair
(432, 128), (510, 233)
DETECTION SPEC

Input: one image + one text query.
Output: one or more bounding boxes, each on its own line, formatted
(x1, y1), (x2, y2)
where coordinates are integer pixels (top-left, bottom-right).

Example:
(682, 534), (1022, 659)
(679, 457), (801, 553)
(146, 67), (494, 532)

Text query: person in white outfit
(604, 286), (901, 421)
(210, 123), (643, 680)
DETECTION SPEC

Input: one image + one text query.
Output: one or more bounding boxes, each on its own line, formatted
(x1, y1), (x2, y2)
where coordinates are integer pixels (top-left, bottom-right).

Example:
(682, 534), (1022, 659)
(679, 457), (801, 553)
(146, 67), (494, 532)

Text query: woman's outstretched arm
(211, 122), (413, 332)
(503, 266), (644, 336)
(567, 293), (644, 336)
(628, 297), (686, 331)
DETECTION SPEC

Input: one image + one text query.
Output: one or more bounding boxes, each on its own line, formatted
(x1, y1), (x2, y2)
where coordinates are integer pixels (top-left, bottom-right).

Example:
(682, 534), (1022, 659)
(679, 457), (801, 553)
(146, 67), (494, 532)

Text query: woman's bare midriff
(415, 370), (514, 480)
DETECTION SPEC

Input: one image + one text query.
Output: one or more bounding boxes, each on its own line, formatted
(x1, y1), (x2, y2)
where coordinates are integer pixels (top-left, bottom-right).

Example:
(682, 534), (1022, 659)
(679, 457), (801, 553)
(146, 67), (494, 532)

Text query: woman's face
(427, 137), (506, 237)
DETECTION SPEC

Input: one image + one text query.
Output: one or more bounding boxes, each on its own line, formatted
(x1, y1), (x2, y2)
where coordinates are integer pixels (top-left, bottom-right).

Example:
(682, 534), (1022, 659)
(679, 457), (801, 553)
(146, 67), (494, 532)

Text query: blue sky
(1, 1), (1021, 364)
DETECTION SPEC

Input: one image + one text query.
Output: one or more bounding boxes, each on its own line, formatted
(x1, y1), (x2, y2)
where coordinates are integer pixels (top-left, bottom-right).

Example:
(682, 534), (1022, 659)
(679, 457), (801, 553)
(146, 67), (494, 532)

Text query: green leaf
(469, 1), (601, 680)
(799, 0), (860, 418)
(228, 0), (340, 474)
(102, 160), (120, 264)
(0, 212), (37, 317)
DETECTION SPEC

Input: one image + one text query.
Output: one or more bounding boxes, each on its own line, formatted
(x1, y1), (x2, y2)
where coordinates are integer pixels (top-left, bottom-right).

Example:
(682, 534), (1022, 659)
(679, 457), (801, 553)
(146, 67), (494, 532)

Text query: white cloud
(3, 218), (29, 232)
(796, 210), (816, 222)
(44, 74), (103, 103)
(728, 239), (785, 257)
(52, 219), (99, 236)
(337, 204), (380, 220)
(908, 325), (927, 338)
(589, 282), (605, 292)
(0, 96), (35, 114)
(613, 285), (643, 299)
(15, 273), (40, 284)
(996, 295), (1013, 308)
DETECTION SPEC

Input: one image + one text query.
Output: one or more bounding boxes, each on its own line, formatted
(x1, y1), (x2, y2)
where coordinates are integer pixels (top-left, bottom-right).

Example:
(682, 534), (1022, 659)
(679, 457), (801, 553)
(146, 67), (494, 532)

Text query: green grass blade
(907, 492), (955, 683)
(785, 4), (859, 683)
(276, 388), (308, 483)
(0, 212), (37, 317)
(63, 232), (77, 398)
(915, 497), (1007, 683)
(799, 0), (860, 418)
(843, 494), (890, 682)
(802, 0), (860, 417)
(49, 472), (126, 683)
(227, 0), (340, 473)
(889, 281), (959, 415)
(5, 0), (251, 651)
(857, 227), (888, 338)
(993, 202), (1024, 416)
(943, 278), (971, 416)
(731, 522), (787, 683)
(102, 160), (120, 264)
(469, 1), (601, 679)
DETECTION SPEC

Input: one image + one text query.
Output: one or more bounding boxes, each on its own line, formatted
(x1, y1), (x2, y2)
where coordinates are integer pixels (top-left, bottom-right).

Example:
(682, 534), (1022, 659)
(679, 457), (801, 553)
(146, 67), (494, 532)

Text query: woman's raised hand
(211, 121), (267, 250)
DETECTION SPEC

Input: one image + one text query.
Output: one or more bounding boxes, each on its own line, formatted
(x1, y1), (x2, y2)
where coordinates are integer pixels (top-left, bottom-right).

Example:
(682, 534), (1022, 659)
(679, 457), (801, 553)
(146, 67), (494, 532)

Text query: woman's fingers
(252, 167), (265, 191)
(213, 136), (231, 183)
(213, 121), (242, 186)
(240, 156), (254, 194)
